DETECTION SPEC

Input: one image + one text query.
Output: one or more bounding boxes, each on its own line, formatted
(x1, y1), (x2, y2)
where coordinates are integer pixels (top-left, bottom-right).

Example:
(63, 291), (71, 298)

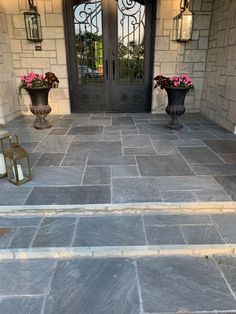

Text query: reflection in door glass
(118, 0), (145, 84)
(74, 0), (103, 84)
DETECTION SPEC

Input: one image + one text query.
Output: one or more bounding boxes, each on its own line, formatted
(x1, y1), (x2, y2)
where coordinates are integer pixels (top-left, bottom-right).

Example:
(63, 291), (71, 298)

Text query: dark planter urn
(165, 87), (189, 130)
(25, 87), (52, 130)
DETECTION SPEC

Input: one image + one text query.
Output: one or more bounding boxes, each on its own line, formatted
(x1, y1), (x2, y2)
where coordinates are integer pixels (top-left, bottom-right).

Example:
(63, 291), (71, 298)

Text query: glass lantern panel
(6, 157), (31, 185)
(180, 14), (193, 41)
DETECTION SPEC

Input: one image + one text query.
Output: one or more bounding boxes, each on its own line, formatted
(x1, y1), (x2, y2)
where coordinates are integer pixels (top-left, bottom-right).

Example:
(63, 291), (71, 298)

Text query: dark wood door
(64, 0), (156, 112)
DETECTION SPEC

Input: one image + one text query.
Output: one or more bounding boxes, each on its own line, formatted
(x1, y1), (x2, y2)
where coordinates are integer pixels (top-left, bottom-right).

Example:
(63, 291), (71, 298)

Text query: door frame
(63, 0), (157, 113)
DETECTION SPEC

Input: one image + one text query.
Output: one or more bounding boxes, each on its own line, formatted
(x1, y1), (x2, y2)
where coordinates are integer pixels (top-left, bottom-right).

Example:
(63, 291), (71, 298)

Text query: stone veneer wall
(153, 0), (213, 113)
(201, 0), (236, 133)
(0, 1), (20, 123)
(5, 0), (70, 116)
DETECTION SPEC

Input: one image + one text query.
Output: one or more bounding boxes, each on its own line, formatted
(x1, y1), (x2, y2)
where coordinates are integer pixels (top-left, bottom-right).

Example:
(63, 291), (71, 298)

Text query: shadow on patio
(1, 112), (236, 207)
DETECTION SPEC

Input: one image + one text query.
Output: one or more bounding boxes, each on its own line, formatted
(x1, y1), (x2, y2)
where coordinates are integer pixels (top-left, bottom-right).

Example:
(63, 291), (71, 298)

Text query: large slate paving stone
(160, 190), (197, 202)
(145, 226), (185, 245)
(0, 297), (44, 314)
(214, 176), (236, 201)
(0, 259), (55, 295)
(137, 256), (236, 313)
(177, 147), (223, 164)
(0, 217), (41, 227)
(123, 147), (156, 156)
(32, 217), (76, 247)
(67, 126), (103, 135)
(82, 166), (111, 185)
(218, 153), (236, 163)
(61, 156), (87, 167)
(112, 117), (134, 126)
(143, 214), (211, 226)
(25, 186), (111, 205)
(35, 135), (73, 153)
(194, 190), (232, 201)
(49, 128), (69, 135)
(35, 153), (64, 166)
(51, 118), (74, 128)
(211, 214), (236, 243)
(112, 165), (139, 177)
(67, 141), (122, 158)
(122, 135), (152, 148)
(0, 187), (32, 205)
(112, 178), (162, 203)
(192, 164), (236, 175)
(136, 155), (194, 176)
(73, 216), (145, 246)
(215, 256), (236, 294)
(178, 130), (218, 140)
(9, 227), (37, 248)
(152, 140), (178, 155)
(87, 155), (136, 166)
(30, 166), (84, 186)
(0, 227), (16, 248)
(44, 258), (140, 314)
(137, 124), (174, 134)
(204, 140), (236, 153)
(181, 225), (224, 244)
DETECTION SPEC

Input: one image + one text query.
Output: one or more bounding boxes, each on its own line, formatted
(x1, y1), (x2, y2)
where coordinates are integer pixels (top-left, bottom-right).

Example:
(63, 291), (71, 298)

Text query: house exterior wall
(201, 0), (236, 133)
(153, 0), (212, 113)
(4, 0), (70, 118)
(0, 1), (20, 123)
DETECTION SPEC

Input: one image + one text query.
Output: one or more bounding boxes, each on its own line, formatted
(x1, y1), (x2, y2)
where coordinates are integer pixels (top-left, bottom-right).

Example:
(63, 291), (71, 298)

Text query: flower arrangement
(19, 72), (59, 93)
(154, 75), (194, 90)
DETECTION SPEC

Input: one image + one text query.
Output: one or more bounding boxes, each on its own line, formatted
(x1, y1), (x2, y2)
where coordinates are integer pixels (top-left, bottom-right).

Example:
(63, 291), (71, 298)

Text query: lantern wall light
(173, 0), (193, 42)
(24, 0), (43, 43)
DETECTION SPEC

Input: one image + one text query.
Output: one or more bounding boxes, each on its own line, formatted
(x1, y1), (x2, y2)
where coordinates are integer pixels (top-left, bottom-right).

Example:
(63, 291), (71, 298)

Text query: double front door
(64, 0), (156, 112)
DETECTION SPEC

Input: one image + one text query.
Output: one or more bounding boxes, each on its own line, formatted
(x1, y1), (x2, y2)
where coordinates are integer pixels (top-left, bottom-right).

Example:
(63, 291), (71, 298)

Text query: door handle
(105, 60), (108, 80)
(112, 60), (115, 80)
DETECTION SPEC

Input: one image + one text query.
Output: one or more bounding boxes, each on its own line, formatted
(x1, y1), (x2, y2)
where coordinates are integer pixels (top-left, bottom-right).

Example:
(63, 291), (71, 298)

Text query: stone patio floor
(1, 112), (236, 206)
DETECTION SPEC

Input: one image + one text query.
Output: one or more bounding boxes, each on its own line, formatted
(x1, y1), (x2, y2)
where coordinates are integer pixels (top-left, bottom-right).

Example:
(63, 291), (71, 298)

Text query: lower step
(1, 244), (236, 260)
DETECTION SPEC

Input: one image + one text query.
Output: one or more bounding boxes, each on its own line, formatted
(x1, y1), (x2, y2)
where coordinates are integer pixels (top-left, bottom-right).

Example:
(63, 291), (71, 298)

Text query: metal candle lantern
(24, 0), (42, 42)
(4, 135), (31, 186)
(0, 126), (10, 178)
(174, 0), (193, 42)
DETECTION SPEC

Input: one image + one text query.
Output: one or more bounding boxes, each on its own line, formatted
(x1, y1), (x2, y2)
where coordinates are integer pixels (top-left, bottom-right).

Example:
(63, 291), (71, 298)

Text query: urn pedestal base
(30, 105), (52, 130)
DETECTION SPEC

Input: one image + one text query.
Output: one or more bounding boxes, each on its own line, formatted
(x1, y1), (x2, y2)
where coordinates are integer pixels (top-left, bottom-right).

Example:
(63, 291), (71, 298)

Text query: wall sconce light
(24, 0), (43, 42)
(173, 0), (193, 42)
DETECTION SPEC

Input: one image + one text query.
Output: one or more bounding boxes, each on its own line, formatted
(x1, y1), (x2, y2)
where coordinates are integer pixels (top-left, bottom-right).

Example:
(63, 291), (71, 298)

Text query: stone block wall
(152, 0), (213, 113)
(5, 0), (70, 116)
(201, 0), (236, 133)
(0, 1), (20, 123)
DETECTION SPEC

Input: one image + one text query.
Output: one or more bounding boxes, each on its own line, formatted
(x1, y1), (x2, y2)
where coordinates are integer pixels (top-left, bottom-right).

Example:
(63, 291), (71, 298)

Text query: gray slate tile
(49, 128), (69, 135)
(122, 135), (152, 148)
(137, 124), (174, 134)
(192, 164), (236, 175)
(0, 227), (16, 248)
(35, 135), (73, 153)
(112, 165), (139, 177)
(137, 256), (236, 313)
(82, 166), (111, 185)
(161, 191), (197, 202)
(112, 178), (162, 203)
(137, 155), (194, 176)
(35, 153), (64, 166)
(0, 297), (44, 314)
(32, 217), (76, 247)
(204, 140), (236, 153)
(68, 126), (103, 135)
(51, 118), (74, 128)
(9, 227), (37, 248)
(31, 166), (84, 186)
(214, 176), (236, 201)
(181, 225), (224, 244)
(152, 140), (178, 155)
(178, 147), (223, 164)
(194, 190), (232, 201)
(0, 217), (41, 227)
(0, 187), (32, 205)
(44, 258), (140, 314)
(143, 214), (211, 226)
(178, 131), (218, 140)
(145, 226), (185, 245)
(87, 155), (136, 166)
(61, 156), (87, 166)
(215, 256), (236, 294)
(0, 259), (55, 295)
(73, 216), (145, 246)
(211, 214), (236, 243)
(112, 117), (134, 126)
(124, 147), (156, 156)
(67, 141), (122, 158)
(218, 153), (236, 163)
(171, 139), (207, 147)
(25, 186), (111, 205)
